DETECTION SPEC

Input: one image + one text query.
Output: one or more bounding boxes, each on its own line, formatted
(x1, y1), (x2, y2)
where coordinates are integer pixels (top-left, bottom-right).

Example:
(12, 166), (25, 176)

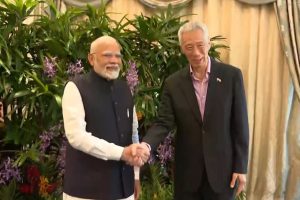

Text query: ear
(88, 53), (94, 67)
(207, 41), (211, 50)
(180, 44), (185, 54)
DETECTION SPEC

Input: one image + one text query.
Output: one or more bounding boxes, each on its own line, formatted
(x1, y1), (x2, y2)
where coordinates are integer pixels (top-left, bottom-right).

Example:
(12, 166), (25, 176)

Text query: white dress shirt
(62, 82), (139, 200)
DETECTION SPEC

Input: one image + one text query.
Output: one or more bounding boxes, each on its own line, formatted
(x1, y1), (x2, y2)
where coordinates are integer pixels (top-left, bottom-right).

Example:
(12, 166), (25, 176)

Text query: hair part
(178, 21), (210, 45)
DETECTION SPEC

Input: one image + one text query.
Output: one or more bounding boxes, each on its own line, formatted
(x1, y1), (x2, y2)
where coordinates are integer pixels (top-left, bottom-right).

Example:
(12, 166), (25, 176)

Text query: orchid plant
(0, 0), (233, 199)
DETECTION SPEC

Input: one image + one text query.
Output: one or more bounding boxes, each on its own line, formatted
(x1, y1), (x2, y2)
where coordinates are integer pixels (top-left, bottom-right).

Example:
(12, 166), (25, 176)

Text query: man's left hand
(230, 173), (246, 196)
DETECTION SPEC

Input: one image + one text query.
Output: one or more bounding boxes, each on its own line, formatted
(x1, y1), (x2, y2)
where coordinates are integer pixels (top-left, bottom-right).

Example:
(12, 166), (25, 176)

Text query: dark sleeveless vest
(63, 70), (134, 200)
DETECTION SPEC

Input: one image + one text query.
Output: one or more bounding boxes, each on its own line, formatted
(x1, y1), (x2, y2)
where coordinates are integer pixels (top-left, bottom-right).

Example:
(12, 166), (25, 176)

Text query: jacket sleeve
(231, 69), (249, 173)
(143, 80), (176, 151)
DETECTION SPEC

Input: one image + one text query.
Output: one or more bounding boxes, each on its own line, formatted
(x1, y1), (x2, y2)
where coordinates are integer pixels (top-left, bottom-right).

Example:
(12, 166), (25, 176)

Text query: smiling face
(88, 36), (122, 80)
(180, 28), (211, 71)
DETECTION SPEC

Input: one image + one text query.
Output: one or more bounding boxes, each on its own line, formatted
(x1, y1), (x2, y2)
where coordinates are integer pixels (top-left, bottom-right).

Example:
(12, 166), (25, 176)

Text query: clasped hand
(121, 143), (150, 167)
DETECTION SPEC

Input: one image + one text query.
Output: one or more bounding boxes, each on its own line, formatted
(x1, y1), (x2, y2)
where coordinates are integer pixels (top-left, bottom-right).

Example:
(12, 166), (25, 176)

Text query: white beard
(103, 68), (120, 80)
(94, 63), (121, 80)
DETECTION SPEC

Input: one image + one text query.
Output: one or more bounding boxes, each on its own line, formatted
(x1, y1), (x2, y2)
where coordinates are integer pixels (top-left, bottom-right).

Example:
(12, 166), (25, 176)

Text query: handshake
(121, 142), (150, 167)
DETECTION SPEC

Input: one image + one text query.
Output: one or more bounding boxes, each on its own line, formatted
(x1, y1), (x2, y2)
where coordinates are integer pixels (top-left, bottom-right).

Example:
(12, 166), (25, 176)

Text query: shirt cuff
(142, 142), (151, 151)
(107, 145), (124, 160)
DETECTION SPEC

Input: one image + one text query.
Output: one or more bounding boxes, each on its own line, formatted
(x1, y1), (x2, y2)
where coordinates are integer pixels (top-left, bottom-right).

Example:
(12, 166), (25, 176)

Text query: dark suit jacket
(143, 59), (249, 198)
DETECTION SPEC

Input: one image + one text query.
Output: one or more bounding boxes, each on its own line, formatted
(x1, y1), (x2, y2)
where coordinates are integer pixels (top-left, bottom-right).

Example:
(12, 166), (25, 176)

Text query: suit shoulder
(212, 60), (242, 75)
(66, 73), (87, 88)
(71, 73), (85, 82)
(165, 67), (188, 83)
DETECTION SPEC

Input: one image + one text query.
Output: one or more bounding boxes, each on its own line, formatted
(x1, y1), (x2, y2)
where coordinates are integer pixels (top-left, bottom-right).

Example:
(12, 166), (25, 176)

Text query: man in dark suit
(142, 21), (249, 200)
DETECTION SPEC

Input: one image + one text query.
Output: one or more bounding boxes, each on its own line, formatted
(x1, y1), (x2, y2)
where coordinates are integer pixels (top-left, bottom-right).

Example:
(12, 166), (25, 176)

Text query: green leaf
(0, 180), (20, 200)
(25, 70), (47, 91)
(13, 90), (31, 98)
(54, 94), (62, 106)
(16, 143), (40, 166)
(44, 38), (67, 56)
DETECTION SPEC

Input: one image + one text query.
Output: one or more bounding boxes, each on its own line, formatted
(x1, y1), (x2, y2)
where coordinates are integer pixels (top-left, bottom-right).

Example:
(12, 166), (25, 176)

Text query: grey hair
(178, 21), (210, 45)
(90, 35), (122, 53)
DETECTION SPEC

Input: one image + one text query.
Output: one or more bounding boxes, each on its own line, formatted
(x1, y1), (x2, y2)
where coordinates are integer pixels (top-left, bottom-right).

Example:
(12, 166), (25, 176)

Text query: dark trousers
(176, 169), (236, 200)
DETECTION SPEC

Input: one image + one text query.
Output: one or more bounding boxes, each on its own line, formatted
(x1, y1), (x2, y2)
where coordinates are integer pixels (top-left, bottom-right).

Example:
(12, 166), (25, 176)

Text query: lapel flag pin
(217, 78), (222, 83)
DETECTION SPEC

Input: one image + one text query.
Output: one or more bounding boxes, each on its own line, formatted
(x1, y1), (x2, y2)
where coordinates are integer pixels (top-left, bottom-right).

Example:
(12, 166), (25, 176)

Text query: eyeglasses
(90, 51), (123, 59)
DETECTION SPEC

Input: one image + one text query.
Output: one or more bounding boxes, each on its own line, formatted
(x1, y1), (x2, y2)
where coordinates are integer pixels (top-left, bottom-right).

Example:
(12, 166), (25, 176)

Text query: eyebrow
(102, 51), (121, 54)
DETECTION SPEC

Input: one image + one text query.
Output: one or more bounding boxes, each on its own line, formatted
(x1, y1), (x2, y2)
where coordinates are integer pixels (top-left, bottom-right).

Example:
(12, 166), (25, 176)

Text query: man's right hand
(121, 144), (150, 167)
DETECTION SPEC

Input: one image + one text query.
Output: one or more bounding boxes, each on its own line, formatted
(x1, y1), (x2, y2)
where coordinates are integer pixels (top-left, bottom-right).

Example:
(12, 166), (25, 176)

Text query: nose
(192, 46), (202, 56)
(108, 55), (121, 63)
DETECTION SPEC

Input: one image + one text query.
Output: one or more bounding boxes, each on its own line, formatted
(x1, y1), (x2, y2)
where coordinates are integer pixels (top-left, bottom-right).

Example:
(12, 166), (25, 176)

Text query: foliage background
(0, 0), (239, 199)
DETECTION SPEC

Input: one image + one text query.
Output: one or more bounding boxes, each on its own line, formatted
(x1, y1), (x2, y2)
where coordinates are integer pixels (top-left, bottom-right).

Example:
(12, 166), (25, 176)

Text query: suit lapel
(203, 61), (219, 124)
(179, 68), (203, 125)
